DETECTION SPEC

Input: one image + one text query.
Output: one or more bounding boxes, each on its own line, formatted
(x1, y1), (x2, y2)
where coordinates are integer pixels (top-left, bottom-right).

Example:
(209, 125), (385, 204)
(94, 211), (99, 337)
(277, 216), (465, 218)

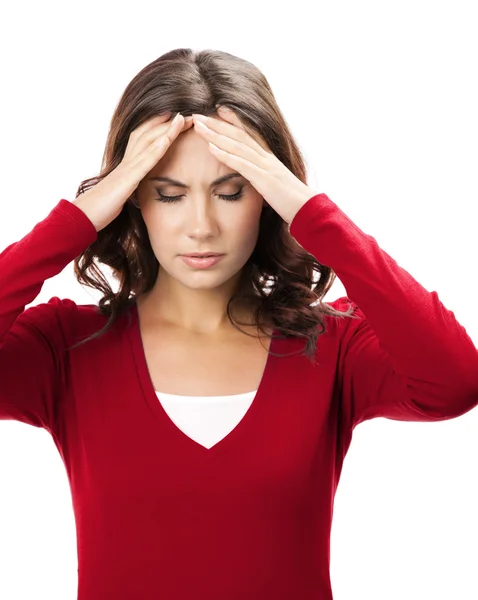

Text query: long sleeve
(0, 199), (98, 432)
(289, 193), (478, 428)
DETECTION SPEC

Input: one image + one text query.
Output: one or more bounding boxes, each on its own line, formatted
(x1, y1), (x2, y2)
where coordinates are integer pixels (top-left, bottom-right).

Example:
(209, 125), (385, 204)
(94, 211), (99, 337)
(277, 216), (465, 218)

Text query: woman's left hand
(191, 107), (318, 224)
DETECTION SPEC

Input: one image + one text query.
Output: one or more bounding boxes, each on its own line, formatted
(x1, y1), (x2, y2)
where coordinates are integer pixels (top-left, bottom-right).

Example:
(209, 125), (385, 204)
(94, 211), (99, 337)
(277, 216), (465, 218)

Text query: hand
(191, 106), (318, 224)
(73, 112), (194, 232)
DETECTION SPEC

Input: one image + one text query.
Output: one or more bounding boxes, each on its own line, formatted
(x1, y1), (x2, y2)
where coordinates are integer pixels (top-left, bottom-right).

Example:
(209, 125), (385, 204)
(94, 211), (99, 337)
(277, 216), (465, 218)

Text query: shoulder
(317, 295), (363, 344)
(19, 296), (109, 344)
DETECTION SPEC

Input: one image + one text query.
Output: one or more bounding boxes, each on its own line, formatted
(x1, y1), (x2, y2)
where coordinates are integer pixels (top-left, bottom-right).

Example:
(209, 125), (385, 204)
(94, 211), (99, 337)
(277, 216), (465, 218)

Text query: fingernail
(172, 113), (181, 125)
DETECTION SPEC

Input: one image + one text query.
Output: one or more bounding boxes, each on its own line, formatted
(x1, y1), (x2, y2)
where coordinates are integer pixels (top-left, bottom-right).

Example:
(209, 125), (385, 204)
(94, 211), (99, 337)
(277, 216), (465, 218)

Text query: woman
(1, 47), (477, 600)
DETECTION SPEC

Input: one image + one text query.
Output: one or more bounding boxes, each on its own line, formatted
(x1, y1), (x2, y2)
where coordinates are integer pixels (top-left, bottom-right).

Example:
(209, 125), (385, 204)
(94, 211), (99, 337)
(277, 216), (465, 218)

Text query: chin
(178, 270), (241, 290)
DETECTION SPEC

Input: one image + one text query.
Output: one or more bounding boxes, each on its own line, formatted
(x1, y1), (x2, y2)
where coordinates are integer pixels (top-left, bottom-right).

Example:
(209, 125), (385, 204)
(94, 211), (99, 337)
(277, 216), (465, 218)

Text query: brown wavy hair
(68, 48), (358, 361)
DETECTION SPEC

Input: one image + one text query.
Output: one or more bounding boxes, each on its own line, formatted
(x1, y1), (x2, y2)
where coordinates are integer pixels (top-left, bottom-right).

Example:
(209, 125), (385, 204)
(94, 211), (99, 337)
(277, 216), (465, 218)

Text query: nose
(186, 196), (219, 240)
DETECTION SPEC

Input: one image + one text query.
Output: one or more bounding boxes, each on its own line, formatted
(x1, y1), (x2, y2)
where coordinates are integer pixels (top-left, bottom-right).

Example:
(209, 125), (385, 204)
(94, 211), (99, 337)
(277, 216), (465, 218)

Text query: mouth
(181, 253), (224, 258)
(180, 254), (225, 268)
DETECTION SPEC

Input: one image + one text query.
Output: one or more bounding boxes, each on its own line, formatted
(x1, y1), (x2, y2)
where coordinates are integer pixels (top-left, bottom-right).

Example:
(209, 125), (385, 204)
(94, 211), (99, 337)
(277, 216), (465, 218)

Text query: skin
(134, 115), (268, 337)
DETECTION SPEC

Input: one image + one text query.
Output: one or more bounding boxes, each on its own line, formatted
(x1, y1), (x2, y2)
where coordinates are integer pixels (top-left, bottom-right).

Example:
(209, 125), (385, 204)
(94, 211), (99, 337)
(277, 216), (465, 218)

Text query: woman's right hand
(73, 112), (194, 232)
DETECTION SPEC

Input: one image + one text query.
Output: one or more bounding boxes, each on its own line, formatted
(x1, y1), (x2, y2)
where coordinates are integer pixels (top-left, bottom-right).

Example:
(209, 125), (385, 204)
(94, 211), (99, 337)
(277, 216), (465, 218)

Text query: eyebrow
(148, 172), (245, 188)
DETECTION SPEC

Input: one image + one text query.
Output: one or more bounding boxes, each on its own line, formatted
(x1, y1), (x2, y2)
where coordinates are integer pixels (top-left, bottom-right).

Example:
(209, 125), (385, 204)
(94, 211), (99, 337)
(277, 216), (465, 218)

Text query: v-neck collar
(127, 300), (281, 461)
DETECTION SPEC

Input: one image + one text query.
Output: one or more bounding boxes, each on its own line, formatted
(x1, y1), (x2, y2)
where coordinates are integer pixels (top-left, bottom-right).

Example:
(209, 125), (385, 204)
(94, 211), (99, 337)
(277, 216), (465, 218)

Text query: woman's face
(135, 116), (265, 292)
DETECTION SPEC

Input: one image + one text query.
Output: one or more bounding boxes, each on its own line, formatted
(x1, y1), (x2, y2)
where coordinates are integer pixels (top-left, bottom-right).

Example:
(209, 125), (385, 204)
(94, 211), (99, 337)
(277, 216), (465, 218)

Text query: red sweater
(1, 194), (478, 599)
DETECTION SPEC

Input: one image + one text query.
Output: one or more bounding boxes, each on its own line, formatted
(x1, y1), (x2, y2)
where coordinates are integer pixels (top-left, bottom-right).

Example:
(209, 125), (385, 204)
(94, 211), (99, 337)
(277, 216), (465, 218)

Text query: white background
(0, 0), (477, 598)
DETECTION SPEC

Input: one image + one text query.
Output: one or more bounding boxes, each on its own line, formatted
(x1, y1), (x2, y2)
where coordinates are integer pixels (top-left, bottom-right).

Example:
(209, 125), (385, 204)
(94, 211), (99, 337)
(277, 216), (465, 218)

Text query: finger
(130, 112), (172, 140)
(157, 113), (194, 135)
(207, 141), (267, 186)
(215, 106), (247, 133)
(182, 115), (194, 129)
(163, 113), (195, 136)
(134, 113), (190, 154)
(126, 112), (174, 156)
(125, 113), (191, 179)
(135, 111), (191, 145)
(204, 114), (271, 157)
(130, 120), (180, 176)
(146, 113), (190, 155)
(195, 121), (269, 170)
(132, 114), (194, 176)
(214, 107), (272, 154)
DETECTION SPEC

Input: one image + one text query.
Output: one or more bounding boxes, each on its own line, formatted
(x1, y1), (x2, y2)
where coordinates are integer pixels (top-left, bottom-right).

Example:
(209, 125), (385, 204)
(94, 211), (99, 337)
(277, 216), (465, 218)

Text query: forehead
(148, 115), (234, 181)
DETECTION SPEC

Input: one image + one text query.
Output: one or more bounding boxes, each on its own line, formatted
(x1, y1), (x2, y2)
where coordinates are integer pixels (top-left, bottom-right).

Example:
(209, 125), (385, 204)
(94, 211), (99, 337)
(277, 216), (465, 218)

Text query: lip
(180, 254), (224, 269)
(181, 253), (224, 257)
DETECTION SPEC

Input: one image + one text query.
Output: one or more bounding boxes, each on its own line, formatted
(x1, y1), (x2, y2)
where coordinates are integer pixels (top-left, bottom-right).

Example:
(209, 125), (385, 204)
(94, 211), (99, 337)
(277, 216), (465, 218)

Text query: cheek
(230, 211), (261, 248)
(140, 212), (174, 256)
(142, 205), (179, 237)
(233, 198), (263, 227)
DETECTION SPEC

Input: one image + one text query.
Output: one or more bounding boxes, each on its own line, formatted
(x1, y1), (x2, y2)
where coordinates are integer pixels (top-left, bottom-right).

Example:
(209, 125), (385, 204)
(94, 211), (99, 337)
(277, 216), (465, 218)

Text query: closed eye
(155, 187), (244, 203)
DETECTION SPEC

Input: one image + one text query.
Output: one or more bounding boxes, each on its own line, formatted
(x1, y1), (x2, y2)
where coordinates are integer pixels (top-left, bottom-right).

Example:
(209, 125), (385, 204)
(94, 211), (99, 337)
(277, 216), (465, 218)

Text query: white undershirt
(156, 390), (257, 449)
